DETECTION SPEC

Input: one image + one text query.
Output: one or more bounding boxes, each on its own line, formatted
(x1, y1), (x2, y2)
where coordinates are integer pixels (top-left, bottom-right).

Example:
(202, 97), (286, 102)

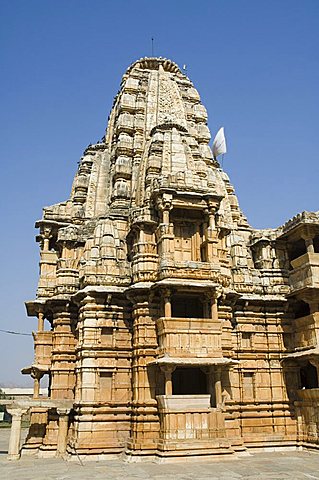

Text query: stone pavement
(1, 429), (319, 480)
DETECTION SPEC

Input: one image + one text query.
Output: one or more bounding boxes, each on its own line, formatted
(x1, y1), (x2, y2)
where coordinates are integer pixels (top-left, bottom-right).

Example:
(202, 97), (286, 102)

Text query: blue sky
(0, 0), (318, 385)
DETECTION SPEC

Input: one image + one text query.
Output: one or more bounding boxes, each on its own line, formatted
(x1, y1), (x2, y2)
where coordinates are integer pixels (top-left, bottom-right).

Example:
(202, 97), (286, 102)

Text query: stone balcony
(295, 389), (319, 444)
(289, 252), (319, 294)
(33, 331), (53, 367)
(294, 313), (319, 351)
(157, 258), (230, 287)
(158, 259), (226, 284)
(157, 316), (222, 358)
(157, 395), (228, 453)
(37, 251), (58, 298)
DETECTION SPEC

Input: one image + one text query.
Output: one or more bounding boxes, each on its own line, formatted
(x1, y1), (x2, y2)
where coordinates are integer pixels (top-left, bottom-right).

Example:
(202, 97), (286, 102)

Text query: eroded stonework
(18, 57), (319, 460)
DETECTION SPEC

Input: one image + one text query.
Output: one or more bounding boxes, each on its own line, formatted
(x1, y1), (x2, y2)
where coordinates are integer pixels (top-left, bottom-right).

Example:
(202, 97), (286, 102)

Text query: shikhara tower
(18, 57), (319, 460)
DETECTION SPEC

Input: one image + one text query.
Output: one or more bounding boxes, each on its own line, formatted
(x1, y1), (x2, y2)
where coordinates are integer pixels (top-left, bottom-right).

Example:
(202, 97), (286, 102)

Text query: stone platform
(1, 429), (319, 479)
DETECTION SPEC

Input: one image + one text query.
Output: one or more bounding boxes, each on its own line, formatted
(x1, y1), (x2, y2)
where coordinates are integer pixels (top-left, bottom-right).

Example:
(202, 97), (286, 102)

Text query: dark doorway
(300, 362), (318, 389)
(172, 367), (207, 394)
(293, 300), (310, 319)
(313, 235), (319, 253)
(171, 295), (204, 318)
(288, 239), (307, 266)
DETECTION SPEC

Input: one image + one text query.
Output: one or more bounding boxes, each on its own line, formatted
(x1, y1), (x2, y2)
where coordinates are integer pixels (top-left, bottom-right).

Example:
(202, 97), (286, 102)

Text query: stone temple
(8, 57), (319, 460)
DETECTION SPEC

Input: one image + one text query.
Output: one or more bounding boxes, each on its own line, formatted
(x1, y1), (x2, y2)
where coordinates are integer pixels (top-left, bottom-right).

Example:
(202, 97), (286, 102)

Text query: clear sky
(0, 0), (318, 385)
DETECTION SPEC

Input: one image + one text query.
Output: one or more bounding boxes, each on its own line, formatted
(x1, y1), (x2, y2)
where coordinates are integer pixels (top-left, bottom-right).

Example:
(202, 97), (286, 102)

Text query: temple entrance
(172, 367), (207, 395)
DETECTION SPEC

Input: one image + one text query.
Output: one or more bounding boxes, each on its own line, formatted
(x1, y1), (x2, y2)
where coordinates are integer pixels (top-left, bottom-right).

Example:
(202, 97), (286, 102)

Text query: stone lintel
(0, 399), (73, 411)
(152, 279), (220, 290)
(71, 285), (126, 304)
(149, 356), (238, 367)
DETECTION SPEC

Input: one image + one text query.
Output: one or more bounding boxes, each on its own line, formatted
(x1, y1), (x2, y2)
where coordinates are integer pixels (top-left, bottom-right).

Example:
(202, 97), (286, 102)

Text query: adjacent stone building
(20, 57), (319, 460)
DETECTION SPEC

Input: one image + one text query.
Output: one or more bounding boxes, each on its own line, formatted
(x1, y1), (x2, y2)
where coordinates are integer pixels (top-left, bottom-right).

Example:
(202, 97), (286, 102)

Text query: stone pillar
(214, 366), (222, 408)
(162, 208), (170, 225)
(33, 377), (40, 399)
(158, 193), (172, 225)
(163, 289), (171, 318)
(32, 368), (44, 399)
(139, 227), (145, 243)
(211, 293), (218, 322)
(305, 237), (314, 254)
(206, 202), (218, 235)
(37, 310), (44, 332)
(42, 228), (51, 251)
(208, 209), (215, 230)
(162, 365), (175, 395)
(156, 195), (173, 262)
(56, 408), (70, 456)
(202, 366), (215, 406)
(6, 408), (27, 460)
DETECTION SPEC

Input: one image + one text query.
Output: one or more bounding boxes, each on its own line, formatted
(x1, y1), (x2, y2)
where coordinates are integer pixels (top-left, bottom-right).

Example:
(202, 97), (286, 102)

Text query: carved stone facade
(20, 57), (319, 460)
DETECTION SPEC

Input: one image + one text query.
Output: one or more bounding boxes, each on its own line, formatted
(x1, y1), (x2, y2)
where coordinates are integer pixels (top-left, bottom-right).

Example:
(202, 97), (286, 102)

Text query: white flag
(212, 127), (227, 158)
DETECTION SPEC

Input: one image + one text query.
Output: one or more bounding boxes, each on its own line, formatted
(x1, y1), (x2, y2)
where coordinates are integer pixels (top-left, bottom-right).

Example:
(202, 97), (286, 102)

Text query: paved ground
(1, 429), (319, 479)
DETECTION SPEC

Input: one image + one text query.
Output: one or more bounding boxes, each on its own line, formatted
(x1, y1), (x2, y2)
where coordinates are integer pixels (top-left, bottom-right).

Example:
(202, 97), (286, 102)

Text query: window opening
(288, 239), (307, 266)
(293, 300), (310, 319)
(300, 362), (318, 389)
(171, 294), (204, 318)
(172, 367), (207, 395)
(313, 235), (319, 253)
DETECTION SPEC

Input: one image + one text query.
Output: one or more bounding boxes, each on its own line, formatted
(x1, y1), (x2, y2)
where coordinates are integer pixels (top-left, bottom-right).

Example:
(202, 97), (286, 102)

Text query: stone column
(6, 407), (27, 460)
(32, 368), (44, 399)
(33, 377), (40, 399)
(211, 293), (218, 322)
(56, 408), (70, 456)
(42, 228), (51, 251)
(208, 209), (216, 230)
(162, 365), (176, 395)
(202, 366), (215, 406)
(305, 237), (314, 254)
(156, 195), (173, 261)
(158, 193), (172, 225)
(37, 310), (44, 332)
(162, 208), (170, 225)
(214, 366), (222, 408)
(139, 226), (145, 244)
(206, 202), (218, 235)
(163, 289), (171, 318)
